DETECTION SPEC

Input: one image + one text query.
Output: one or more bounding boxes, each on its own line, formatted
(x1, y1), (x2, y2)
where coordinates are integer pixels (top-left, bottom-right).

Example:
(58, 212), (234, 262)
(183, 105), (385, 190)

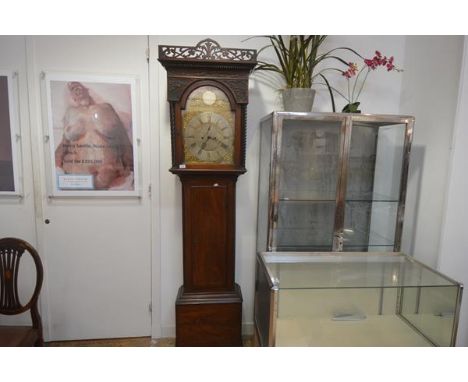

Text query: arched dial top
(182, 85), (235, 165)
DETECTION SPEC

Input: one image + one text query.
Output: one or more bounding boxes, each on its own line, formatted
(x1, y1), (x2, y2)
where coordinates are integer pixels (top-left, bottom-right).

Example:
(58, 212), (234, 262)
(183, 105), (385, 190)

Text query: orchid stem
(351, 67), (365, 102)
(347, 79), (350, 103)
(355, 69), (370, 101)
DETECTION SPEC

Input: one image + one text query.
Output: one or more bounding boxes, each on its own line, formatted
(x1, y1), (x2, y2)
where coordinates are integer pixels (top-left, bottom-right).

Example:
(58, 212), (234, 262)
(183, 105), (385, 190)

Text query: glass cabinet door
(274, 118), (343, 251)
(342, 121), (408, 252)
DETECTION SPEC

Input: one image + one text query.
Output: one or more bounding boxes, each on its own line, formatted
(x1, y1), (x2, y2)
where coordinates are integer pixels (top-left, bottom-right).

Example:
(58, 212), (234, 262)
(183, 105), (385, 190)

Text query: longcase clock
(158, 39), (257, 346)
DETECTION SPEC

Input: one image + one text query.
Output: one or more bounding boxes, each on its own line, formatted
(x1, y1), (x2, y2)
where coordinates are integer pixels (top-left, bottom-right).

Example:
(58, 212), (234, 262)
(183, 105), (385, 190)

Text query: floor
(46, 336), (253, 347)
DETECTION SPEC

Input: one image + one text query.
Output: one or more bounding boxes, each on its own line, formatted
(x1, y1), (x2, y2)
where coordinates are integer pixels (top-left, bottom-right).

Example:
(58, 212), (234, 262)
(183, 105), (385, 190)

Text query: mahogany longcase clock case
(158, 39), (257, 346)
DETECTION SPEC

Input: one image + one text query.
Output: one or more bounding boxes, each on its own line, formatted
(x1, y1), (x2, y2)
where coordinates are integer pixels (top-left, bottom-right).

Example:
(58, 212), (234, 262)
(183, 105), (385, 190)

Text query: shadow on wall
(402, 145), (425, 256)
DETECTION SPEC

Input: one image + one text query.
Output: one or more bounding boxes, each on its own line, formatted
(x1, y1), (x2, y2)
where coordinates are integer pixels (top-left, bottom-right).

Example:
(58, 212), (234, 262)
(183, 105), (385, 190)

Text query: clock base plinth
(175, 284), (243, 347)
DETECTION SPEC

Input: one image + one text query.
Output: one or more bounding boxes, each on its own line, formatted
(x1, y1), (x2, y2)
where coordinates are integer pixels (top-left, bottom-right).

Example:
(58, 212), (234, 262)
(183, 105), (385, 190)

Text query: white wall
(438, 36), (468, 347)
(399, 36), (464, 267)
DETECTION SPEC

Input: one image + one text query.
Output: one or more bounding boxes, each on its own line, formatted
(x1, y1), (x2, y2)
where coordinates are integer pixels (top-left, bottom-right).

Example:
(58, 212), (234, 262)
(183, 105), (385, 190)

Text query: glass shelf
(280, 191), (400, 203)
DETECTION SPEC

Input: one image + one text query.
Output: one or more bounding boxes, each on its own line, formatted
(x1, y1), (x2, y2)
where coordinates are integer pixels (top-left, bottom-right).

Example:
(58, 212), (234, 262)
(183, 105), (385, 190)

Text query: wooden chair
(0, 237), (44, 346)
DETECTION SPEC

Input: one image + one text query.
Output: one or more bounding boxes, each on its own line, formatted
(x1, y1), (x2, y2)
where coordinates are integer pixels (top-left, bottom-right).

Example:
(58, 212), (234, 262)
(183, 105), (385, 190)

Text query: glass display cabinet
(257, 112), (414, 252)
(254, 252), (463, 346)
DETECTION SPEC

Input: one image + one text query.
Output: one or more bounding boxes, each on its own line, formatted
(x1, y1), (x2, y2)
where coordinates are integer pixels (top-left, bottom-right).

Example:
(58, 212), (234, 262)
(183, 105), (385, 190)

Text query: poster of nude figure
(45, 74), (139, 196)
(0, 72), (20, 195)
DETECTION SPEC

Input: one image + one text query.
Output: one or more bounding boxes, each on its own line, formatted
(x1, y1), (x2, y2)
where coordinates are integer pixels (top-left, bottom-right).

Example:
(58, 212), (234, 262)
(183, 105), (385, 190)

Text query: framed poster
(0, 71), (21, 196)
(44, 73), (140, 197)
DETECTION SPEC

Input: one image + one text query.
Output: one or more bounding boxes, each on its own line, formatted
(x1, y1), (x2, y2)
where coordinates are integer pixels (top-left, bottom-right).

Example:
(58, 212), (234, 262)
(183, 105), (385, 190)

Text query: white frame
(0, 70), (22, 196)
(43, 72), (141, 197)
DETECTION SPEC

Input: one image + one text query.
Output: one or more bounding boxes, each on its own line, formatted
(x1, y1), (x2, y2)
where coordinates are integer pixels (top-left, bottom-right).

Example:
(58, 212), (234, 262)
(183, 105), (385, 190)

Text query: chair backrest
(0, 237), (44, 333)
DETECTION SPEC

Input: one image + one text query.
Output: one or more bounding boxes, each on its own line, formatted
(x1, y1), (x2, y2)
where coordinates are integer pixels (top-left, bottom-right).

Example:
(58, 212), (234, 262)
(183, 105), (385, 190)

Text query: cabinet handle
(334, 232), (344, 251)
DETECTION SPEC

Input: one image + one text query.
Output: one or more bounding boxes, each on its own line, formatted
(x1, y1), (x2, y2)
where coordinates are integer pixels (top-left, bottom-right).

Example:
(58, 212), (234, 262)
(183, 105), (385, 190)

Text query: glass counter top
(259, 252), (460, 290)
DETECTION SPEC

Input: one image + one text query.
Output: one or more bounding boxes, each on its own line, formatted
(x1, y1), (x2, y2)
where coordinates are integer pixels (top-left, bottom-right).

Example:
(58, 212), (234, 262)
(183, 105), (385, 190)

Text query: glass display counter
(254, 252), (463, 346)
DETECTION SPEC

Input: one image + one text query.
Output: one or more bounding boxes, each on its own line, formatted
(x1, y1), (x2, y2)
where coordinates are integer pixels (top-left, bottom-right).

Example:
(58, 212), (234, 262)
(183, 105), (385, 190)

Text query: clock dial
(182, 86), (235, 164)
(185, 112), (234, 163)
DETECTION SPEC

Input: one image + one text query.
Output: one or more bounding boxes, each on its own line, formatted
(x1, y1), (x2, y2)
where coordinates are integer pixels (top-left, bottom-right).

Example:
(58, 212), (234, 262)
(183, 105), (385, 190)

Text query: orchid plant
(337, 51), (402, 113)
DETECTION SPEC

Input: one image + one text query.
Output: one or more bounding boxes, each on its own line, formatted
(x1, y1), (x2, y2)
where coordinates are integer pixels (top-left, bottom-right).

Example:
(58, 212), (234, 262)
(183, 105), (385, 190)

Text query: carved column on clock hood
(158, 39), (257, 346)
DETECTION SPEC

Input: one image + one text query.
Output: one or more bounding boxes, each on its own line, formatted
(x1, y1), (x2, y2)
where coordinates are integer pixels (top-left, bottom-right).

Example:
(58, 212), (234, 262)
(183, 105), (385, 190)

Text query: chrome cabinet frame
(259, 111), (415, 252)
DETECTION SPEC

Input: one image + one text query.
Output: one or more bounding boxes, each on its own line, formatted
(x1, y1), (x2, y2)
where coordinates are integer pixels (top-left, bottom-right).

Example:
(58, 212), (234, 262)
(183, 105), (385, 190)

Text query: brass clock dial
(185, 112), (234, 163)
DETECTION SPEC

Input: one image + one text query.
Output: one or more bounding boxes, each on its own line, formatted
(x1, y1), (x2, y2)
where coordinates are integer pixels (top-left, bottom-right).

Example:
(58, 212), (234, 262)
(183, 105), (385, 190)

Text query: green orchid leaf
(318, 55), (350, 67)
(342, 102), (361, 113)
(318, 73), (336, 112)
(318, 47), (363, 60)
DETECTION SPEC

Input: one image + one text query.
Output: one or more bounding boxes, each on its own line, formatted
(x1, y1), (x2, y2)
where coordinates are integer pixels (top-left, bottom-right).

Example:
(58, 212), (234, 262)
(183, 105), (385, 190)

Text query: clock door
(182, 176), (235, 292)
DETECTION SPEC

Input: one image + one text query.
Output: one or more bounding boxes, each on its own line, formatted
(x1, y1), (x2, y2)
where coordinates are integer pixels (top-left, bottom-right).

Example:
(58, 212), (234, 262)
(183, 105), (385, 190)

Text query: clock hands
(200, 117), (216, 150)
(201, 135), (212, 150)
(204, 124), (213, 140)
